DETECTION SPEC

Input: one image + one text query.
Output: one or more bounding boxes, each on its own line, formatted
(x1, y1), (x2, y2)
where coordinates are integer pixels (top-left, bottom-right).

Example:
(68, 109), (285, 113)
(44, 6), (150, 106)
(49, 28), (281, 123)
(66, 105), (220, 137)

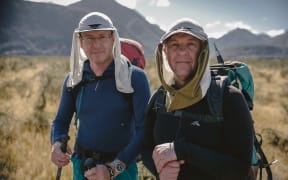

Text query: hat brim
(161, 29), (206, 43)
(75, 27), (115, 33)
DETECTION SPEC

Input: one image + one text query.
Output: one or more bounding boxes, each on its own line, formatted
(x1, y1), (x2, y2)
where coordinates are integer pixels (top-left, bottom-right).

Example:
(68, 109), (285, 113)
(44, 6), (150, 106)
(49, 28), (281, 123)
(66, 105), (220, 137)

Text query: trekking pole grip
(56, 135), (70, 180)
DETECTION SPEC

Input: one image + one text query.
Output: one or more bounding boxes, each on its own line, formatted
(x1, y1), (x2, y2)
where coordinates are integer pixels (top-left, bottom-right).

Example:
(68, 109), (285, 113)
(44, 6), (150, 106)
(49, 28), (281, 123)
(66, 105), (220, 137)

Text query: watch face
(114, 161), (124, 173)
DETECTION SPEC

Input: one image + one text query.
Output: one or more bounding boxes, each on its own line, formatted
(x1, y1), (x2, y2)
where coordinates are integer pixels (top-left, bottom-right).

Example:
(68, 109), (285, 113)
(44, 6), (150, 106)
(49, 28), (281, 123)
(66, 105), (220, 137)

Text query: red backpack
(120, 38), (146, 69)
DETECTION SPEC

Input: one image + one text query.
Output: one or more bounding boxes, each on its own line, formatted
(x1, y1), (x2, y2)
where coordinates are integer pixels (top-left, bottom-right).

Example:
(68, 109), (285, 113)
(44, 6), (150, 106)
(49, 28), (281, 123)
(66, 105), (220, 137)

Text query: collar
(83, 60), (115, 78)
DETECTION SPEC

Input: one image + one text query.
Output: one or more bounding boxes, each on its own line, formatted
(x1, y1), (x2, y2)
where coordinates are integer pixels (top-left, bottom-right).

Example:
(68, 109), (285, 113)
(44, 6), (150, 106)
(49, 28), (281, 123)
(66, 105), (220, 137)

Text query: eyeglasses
(81, 34), (113, 45)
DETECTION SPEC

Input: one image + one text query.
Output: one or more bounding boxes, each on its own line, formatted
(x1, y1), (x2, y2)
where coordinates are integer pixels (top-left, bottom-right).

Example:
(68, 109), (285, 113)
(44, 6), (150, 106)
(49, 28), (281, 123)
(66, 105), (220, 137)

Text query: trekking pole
(56, 135), (70, 180)
(214, 43), (225, 64)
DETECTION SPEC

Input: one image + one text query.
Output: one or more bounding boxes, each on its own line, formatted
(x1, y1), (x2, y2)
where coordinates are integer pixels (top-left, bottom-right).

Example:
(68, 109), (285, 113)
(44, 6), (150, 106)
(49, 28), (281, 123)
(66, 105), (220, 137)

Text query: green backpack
(211, 43), (276, 179)
(212, 43), (254, 110)
(210, 62), (271, 180)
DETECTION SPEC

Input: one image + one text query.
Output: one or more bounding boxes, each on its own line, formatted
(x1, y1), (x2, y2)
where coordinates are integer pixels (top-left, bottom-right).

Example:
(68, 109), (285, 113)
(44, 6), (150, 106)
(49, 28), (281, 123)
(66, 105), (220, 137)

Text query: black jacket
(142, 84), (254, 180)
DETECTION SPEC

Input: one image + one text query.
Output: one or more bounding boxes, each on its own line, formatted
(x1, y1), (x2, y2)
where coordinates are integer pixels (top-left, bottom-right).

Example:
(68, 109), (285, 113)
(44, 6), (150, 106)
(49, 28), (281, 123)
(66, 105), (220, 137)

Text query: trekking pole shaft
(55, 135), (69, 180)
(214, 43), (224, 64)
(56, 168), (62, 180)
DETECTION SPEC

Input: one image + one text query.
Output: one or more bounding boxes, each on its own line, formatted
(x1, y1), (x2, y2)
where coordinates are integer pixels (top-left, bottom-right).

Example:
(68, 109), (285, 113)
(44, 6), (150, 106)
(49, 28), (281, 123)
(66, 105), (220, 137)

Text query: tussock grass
(0, 56), (287, 179)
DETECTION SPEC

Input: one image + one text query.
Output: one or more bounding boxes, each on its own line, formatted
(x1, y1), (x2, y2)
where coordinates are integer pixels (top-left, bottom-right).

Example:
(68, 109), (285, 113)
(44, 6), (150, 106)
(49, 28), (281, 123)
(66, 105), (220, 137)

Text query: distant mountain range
(0, 0), (163, 57)
(1, 0), (287, 59)
(209, 28), (288, 59)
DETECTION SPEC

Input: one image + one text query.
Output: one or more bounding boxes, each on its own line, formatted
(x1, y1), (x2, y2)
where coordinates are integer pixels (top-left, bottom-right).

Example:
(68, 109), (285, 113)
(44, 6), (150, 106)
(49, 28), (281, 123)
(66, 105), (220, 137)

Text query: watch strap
(105, 164), (114, 178)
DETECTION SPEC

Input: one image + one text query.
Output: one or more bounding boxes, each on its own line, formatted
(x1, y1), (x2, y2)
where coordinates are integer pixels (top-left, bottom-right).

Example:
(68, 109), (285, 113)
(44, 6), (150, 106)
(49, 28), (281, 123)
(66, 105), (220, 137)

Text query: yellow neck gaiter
(156, 43), (211, 112)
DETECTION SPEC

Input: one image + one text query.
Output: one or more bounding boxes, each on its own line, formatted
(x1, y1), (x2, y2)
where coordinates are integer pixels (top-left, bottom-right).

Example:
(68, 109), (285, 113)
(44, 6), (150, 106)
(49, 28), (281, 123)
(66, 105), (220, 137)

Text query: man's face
(80, 30), (114, 65)
(164, 33), (202, 85)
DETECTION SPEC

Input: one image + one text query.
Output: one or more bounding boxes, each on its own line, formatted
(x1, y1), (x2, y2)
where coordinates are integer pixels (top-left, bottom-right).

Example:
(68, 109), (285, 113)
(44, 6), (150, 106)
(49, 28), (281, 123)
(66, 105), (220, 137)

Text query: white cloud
(225, 21), (261, 35)
(149, 0), (170, 7)
(205, 21), (261, 38)
(158, 24), (168, 31)
(205, 20), (285, 38)
(115, 0), (137, 9)
(225, 21), (253, 31)
(266, 29), (285, 37)
(205, 21), (221, 29)
(145, 16), (157, 24)
(25, 0), (81, 6)
(145, 16), (166, 30)
(207, 31), (228, 39)
(204, 21), (228, 38)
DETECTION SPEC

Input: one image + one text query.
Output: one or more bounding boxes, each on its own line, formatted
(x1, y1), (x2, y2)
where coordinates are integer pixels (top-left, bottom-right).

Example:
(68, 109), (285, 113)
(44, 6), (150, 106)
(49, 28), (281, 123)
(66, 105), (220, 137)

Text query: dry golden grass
(0, 56), (287, 180)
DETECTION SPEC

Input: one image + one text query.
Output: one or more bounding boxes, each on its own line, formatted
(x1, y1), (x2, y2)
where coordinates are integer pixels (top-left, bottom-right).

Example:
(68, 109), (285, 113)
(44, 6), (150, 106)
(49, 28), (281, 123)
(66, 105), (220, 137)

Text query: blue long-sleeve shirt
(50, 60), (151, 165)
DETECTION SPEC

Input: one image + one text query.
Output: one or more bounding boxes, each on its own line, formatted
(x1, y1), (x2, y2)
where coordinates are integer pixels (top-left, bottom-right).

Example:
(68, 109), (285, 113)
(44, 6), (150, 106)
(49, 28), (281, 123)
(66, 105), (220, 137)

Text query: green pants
(71, 156), (138, 180)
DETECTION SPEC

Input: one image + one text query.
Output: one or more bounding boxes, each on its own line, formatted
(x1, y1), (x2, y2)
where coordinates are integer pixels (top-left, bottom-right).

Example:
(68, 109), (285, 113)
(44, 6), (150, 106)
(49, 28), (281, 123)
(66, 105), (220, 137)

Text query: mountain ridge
(1, 0), (287, 59)
(210, 28), (288, 59)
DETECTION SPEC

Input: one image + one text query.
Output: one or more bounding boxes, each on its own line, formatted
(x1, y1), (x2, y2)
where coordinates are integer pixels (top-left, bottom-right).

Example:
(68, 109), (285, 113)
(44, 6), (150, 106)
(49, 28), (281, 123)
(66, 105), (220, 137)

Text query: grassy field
(0, 56), (288, 180)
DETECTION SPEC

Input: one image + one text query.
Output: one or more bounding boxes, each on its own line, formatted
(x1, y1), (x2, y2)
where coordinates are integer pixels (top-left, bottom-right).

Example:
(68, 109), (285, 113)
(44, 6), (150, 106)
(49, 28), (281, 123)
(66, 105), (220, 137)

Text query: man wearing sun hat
(142, 18), (254, 179)
(50, 12), (150, 180)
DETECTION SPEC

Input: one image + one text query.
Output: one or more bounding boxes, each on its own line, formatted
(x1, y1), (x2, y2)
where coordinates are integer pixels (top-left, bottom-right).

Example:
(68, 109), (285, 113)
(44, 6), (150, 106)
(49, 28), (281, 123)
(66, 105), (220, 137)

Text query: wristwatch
(105, 164), (114, 178)
(113, 160), (125, 174)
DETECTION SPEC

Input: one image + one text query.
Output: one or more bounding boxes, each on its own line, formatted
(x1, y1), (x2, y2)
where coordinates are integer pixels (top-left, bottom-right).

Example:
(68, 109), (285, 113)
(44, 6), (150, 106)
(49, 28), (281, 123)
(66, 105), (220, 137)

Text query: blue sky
(28, 0), (288, 38)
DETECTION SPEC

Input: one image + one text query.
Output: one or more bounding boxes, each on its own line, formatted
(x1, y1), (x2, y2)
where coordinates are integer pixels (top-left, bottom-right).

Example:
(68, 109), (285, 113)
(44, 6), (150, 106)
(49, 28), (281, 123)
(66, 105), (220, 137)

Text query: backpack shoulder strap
(73, 86), (85, 129)
(122, 62), (135, 111)
(122, 92), (133, 112)
(150, 85), (225, 124)
(254, 134), (273, 180)
(207, 75), (228, 117)
(67, 77), (99, 102)
(143, 86), (166, 118)
(152, 86), (166, 113)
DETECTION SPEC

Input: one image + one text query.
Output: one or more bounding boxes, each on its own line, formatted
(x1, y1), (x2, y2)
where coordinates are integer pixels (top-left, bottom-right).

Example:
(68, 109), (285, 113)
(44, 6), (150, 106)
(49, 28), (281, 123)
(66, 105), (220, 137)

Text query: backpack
(147, 43), (274, 180)
(210, 61), (273, 180)
(120, 38), (146, 69)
